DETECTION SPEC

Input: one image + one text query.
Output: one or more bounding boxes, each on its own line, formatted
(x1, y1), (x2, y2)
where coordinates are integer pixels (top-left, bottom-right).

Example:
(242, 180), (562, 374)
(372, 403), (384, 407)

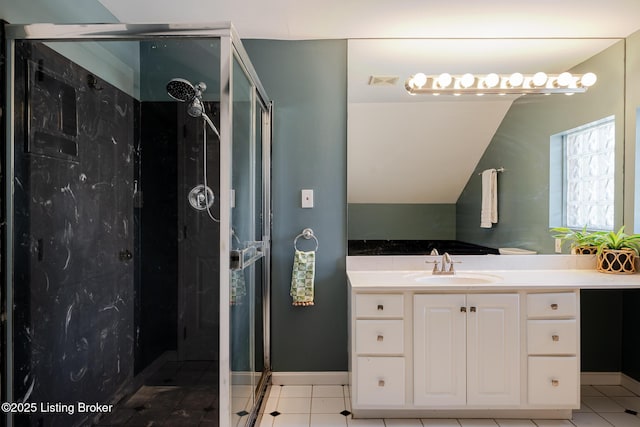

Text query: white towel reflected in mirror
(481, 168), (498, 228)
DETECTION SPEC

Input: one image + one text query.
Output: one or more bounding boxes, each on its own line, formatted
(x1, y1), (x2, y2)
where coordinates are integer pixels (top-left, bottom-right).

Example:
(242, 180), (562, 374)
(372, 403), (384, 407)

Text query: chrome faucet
(441, 253), (453, 274)
(426, 252), (457, 275)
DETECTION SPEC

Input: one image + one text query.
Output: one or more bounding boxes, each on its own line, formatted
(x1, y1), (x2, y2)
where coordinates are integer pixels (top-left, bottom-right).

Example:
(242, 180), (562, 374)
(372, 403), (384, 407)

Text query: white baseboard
(271, 372), (349, 385)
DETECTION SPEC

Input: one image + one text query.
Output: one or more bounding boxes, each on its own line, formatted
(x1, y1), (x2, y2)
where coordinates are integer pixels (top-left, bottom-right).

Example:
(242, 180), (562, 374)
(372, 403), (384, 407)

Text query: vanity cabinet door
(467, 294), (521, 406)
(414, 293), (520, 407)
(414, 294), (467, 406)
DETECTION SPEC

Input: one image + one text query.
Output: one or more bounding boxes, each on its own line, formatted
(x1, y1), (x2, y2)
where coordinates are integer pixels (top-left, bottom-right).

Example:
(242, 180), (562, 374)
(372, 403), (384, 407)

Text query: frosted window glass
(564, 119), (615, 230)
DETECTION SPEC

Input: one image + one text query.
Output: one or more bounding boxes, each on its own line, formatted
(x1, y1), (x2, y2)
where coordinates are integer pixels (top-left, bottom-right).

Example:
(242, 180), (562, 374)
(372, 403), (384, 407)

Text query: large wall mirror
(347, 38), (630, 254)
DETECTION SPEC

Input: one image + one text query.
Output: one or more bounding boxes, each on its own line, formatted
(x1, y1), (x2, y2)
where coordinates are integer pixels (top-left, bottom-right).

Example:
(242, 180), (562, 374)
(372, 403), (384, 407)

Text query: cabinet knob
(460, 307), (467, 313)
(551, 379), (560, 387)
(550, 303), (559, 310)
(378, 380), (385, 387)
(470, 306), (477, 313)
(377, 335), (384, 342)
(377, 304), (384, 311)
(552, 334), (560, 342)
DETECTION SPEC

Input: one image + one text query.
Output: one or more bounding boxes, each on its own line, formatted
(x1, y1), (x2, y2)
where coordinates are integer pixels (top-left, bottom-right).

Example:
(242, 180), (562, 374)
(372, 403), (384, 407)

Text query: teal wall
(0, 0), (116, 24)
(244, 40), (348, 371)
(348, 203), (455, 240)
(456, 41), (625, 254)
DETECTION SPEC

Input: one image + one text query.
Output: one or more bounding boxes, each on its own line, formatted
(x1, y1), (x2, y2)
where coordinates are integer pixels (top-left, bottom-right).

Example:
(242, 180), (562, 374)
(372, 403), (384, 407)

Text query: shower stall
(2, 23), (272, 427)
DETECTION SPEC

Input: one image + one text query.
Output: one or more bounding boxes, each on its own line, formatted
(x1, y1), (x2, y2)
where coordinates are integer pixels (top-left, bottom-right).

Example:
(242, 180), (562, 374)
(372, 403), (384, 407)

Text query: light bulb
(412, 73), (427, 89)
(532, 72), (548, 87)
(460, 73), (475, 88)
(508, 72), (524, 87)
(556, 72), (572, 87)
(484, 73), (500, 88)
(580, 72), (597, 87)
(437, 73), (452, 88)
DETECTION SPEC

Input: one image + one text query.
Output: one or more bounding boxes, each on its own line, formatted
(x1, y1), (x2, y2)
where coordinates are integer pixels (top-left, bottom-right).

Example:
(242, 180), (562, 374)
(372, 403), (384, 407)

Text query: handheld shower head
(167, 78), (196, 102)
(167, 78), (209, 120)
(167, 78), (220, 136)
(187, 97), (204, 118)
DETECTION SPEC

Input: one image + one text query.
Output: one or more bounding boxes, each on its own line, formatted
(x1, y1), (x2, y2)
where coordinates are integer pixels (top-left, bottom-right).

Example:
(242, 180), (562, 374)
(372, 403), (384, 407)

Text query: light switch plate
(301, 189), (314, 208)
(555, 238), (562, 253)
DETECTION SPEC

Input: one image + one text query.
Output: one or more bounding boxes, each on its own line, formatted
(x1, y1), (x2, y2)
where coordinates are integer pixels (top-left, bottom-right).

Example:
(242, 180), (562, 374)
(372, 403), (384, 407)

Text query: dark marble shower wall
(136, 101), (179, 373)
(12, 42), (136, 426)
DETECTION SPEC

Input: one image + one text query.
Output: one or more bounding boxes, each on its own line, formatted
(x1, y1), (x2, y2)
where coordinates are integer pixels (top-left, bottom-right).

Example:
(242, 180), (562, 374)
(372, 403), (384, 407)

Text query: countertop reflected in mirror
(348, 239), (499, 256)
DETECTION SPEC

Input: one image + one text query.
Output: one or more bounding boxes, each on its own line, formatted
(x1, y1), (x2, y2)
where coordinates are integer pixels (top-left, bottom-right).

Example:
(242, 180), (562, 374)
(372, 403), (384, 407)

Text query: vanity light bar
(405, 72), (597, 96)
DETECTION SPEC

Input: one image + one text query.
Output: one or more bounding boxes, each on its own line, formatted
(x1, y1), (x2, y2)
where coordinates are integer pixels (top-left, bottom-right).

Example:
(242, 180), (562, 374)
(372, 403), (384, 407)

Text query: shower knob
(188, 184), (215, 211)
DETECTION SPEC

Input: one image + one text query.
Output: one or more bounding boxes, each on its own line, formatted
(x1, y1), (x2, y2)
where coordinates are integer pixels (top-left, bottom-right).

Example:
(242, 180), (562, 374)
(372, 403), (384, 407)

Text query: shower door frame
(2, 23), (272, 427)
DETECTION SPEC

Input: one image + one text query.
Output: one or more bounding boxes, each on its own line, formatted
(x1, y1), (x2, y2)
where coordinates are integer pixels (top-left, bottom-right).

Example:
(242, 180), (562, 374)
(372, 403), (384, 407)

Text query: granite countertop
(348, 240), (499, 256)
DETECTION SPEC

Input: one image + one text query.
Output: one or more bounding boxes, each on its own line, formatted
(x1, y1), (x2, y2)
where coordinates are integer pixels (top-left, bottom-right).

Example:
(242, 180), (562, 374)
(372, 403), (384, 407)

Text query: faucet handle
(425, 259), (439, 273)
(448, 260), (462, 273)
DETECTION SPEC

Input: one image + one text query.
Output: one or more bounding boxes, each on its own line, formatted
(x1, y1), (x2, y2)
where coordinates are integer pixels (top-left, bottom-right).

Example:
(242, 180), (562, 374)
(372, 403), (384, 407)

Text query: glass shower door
(229, 53), (271, 426)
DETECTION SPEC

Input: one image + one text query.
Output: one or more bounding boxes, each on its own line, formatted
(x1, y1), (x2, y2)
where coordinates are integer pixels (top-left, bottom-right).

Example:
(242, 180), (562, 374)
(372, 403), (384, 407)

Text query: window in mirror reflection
(563, 117), (615, 230)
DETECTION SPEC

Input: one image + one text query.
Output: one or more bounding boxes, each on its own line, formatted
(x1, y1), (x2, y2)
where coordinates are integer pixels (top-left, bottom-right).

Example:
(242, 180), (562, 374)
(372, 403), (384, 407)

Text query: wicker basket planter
(572, 246), (598, 255)
(596, 248), (637, 274)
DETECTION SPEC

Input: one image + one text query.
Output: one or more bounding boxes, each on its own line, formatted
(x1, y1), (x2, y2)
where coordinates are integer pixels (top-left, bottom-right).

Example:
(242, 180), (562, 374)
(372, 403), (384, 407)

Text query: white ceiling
(97, 0), (640, 103)
(98, 0), (640, 41)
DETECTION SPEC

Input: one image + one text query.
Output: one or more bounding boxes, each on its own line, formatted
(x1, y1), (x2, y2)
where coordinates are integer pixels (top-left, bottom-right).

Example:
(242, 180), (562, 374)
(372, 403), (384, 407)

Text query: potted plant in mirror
(595, 226), (640, 274)
(550, 226), (603, 255)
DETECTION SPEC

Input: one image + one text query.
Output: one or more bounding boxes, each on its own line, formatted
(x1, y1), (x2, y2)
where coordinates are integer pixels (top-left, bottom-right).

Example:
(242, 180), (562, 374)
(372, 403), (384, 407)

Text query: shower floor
(94, 360), (219, 426)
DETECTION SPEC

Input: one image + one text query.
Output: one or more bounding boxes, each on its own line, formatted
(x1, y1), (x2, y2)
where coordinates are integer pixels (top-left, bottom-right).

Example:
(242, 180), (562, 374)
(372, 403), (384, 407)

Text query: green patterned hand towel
(231, 269), (246, 305)
(290, 250), (315, 306)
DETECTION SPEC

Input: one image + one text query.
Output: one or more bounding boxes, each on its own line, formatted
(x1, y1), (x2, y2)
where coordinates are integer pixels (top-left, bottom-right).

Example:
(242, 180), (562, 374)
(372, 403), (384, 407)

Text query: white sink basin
(411, 273), (503, 285)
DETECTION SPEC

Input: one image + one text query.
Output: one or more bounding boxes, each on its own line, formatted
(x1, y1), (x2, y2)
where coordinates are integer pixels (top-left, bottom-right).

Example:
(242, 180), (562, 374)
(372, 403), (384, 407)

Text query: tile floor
(257, 384), (640, 427)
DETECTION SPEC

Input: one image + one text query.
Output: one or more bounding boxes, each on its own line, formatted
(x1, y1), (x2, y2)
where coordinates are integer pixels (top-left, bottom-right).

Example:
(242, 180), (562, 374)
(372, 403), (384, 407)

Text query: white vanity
(347, 255), (640, 419)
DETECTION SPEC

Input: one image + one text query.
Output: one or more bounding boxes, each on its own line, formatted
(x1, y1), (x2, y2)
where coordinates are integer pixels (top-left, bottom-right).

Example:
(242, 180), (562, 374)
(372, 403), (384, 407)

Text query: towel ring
(294, 228), (319, 252)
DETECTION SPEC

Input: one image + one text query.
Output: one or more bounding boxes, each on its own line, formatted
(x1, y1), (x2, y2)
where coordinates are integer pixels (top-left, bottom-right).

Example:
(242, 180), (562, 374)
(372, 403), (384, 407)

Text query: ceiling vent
(368, 75), (399, 86)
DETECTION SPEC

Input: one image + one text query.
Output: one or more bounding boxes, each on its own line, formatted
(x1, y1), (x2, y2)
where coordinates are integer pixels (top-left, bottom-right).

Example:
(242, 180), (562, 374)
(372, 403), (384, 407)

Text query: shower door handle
(230, 241), (265, 270)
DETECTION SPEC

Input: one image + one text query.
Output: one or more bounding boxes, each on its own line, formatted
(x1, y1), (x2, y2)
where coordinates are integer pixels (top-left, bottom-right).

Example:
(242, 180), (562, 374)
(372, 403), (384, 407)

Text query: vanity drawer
(527, 320), (577, 355)
(356, 356), (405, 406)
(527, 292), (576, 319)
(356, 320), (404, 354)
(528, 356), (578, 407)
(355, 294), (404, 318)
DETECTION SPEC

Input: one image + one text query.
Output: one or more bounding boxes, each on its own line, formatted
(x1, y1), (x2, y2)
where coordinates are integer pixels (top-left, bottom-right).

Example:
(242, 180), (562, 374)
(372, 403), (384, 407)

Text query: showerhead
(167, 78), (209, 119)
(167, 78), (196, 102)
(167, 78), (219, 137)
